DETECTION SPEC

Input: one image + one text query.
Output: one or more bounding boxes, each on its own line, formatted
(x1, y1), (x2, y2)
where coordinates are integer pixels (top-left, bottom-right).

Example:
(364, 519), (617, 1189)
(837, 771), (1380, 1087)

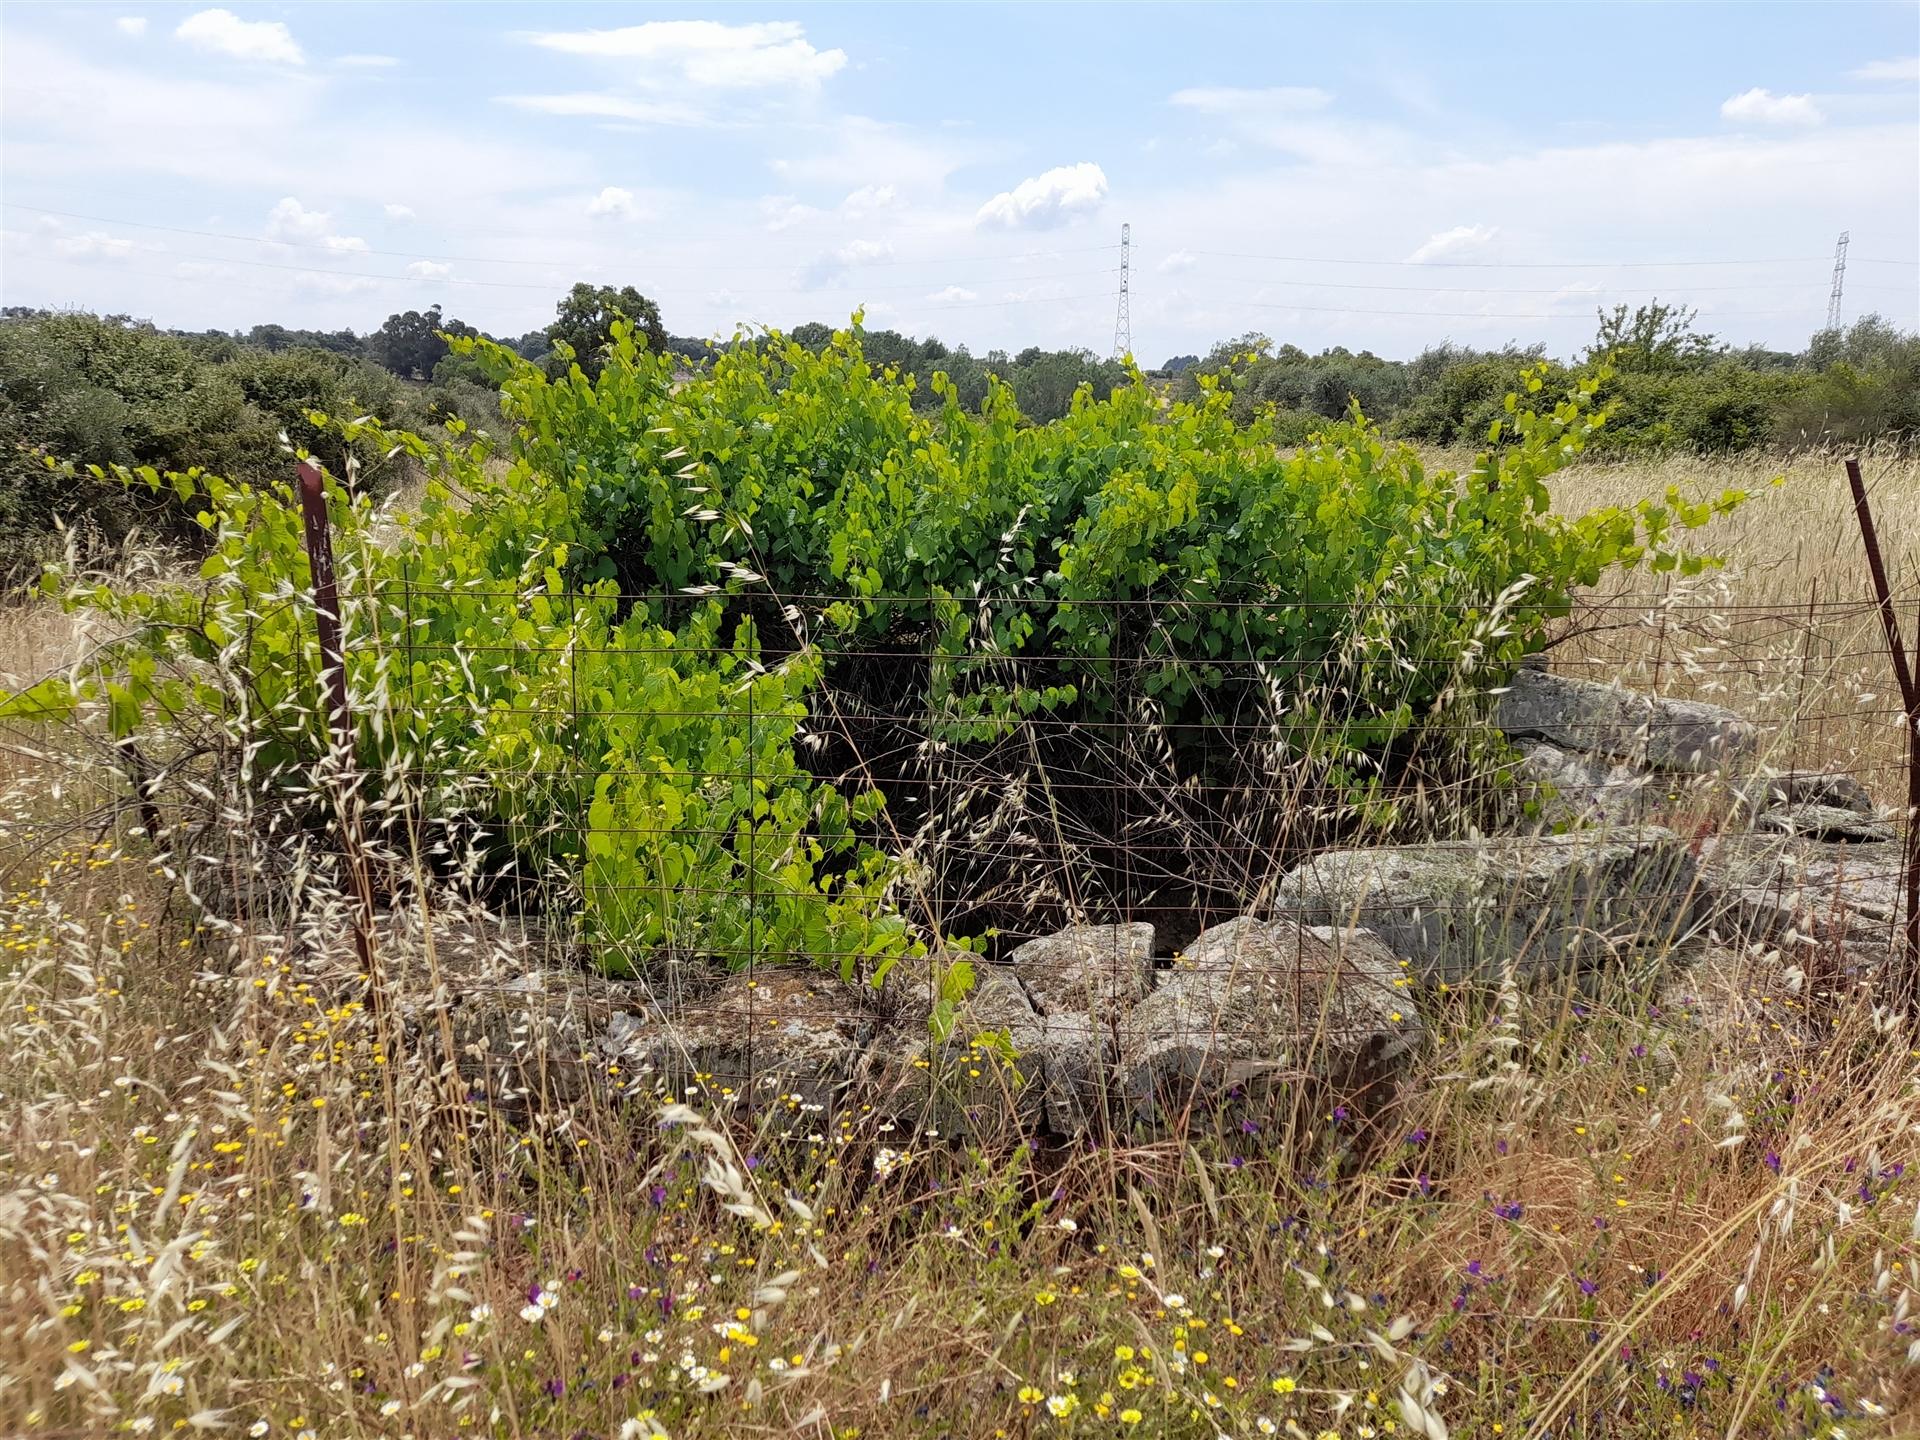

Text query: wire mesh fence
(4, 513), (1917, 1131)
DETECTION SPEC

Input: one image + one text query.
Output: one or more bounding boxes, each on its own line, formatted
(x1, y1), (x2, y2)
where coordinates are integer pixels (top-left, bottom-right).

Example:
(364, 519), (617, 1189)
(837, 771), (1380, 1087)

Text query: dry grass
(1542, 447), (1920, 792)
(1, 451), (1917, 1439)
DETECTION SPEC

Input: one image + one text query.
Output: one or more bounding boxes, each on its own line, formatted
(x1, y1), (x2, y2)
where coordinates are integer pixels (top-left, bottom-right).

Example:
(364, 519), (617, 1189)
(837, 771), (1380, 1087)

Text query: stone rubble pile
(413, 666), (1907, 1137)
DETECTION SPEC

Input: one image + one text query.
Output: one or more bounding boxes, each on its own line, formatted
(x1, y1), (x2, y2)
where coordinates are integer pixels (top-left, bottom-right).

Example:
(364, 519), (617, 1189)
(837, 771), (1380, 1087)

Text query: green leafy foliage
(543, 283), (669, 381)
(0, 312), (429, 585)
(13, 321), (1749, 984)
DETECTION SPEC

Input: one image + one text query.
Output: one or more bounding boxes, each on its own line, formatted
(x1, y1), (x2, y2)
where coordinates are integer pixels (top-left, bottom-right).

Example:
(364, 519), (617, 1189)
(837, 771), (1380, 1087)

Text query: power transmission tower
(1827, 230), (1850, 331)
(1112, 222), (1131, 359)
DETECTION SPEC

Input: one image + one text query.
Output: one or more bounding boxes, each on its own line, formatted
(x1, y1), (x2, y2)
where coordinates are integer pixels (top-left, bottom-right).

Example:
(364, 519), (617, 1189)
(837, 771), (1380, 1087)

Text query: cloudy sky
(2, 4), (1916, 363)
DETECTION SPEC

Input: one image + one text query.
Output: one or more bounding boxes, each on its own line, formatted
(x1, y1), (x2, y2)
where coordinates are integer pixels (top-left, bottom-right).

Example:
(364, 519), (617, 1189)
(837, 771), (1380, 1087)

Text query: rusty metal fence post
(296, 460), (384, 1016)
(1844, 456), (1920, 1000)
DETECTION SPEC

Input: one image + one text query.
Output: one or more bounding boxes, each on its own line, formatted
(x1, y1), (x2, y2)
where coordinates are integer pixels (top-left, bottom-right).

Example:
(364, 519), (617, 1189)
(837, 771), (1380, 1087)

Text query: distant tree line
(783, 321), (1132, 421)
(0, 282), (717, 582)
(2, 284), (1915, 588)
(1169, 301), (1920, 453)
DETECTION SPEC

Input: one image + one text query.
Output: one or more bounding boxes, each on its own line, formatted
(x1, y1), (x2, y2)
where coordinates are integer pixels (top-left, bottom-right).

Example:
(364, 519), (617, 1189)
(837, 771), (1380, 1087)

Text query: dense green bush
(0, 313), (446, 585)
(9, 321), (1749, 982)
(1596, 366), (1804, 452)
(1399, 354), (1807, 454)
(0, 313), (269, 581)
(1395, 353), (1566, 446)
(1775, 316), (1920, 446)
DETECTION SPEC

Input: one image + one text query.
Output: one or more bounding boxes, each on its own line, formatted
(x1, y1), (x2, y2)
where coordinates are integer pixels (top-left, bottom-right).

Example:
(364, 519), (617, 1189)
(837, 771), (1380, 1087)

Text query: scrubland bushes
(12, 318), (1744, 983)
(0, 311), (448, 583)
(1175, 307), (1920, 457)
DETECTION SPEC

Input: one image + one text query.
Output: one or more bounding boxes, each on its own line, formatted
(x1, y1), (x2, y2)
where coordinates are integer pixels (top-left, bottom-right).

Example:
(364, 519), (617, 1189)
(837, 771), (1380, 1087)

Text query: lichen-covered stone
(1272, 826), (1699, 983)
(611, 970), (877, 1115)
(1117, 920), (1416, 1124)
(1514, 740), (1659, 827)
(1696, 835), (1907, 980)
(869, 962), (1044, 1134)
(999, 923), (1158, 1134)
(1742, 769), (1875, 818)
(1496, 668), (1755, 774)
(1754, 802), (1894, 845)
(1009, 923), (1156, 1015)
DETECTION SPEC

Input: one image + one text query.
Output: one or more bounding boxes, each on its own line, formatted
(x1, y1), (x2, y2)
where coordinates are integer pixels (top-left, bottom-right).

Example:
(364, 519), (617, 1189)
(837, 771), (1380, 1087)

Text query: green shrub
(1590, 366), (1807, 453)
(0, 313), (453, 585)
(0, 313), (270, 582)
(1775, 318), (1920, 445)
(11, 323), (1746, 982)
(222, 345), (419, 482)
(1395, 357), (1567, 446)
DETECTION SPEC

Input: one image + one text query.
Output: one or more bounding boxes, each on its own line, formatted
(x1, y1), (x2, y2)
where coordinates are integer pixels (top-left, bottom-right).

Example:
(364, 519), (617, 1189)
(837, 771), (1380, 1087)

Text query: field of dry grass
(1545, 447), (1919, 794)
(0, 449), (1916, 1439)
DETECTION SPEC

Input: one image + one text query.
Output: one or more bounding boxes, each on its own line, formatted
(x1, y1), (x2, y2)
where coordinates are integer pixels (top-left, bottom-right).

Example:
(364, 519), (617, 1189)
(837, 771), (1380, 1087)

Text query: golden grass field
(0, 448), (1916, 1439)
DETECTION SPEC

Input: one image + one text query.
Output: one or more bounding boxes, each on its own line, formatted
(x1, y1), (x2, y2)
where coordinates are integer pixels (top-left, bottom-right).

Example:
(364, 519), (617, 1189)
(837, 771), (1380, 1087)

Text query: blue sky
(3, 4), (1916, 363)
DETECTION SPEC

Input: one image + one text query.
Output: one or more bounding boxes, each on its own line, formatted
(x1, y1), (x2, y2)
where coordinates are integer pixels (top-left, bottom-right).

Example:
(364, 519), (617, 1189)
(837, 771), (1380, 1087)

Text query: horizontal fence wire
(8, 573), (1913, 1122)
(358, 580), (1920, 611)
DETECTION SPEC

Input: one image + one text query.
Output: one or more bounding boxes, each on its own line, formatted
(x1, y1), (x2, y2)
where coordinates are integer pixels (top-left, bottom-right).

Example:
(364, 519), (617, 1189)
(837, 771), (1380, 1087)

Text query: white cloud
(2, 32), (589, 213)
(406, 260), (451, 279)
(115, 17), (148, 38)
(263, 197), (364, 254)
(1549, 279), (1606, 306)
(1720, 88), (1823, 125)
(265, 195), (331, 240)
(1407, 224), (1498, 263)
(1158, 250), (1197, 273)
(799, 236), (895, 288)
(585, 186), (640, 220)
(927, 286), (978, 304)
(976, 162), (1109, 230)
(1167, 86), (1406, 167)
(1851, 56), (1919, 83)
(1168, 85), (1333, 117)
(841, 183), (898, 215)
(174, 9), (304, 66)
(55, 231), (135, 260)
(770, 115), (987, 193)
(497, 93), (708, 127)
(761, 195), (820, 232)
(383, 203), (415, 221)
(336, 54), (399, 68)
(524, 20), (845, 90)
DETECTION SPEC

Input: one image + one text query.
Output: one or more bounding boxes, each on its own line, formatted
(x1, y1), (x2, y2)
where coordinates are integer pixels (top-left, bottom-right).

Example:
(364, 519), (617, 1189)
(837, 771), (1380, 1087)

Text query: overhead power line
(0, 201), (1119, 273)
(11, 202), (1914, 279)
(79, 265), (1116, 315)
(1189, 247), (1918, 270)
(1231, 298), (1812, 321)
(43, 236), (1118, 297)
(1185, 270), (1910, 297)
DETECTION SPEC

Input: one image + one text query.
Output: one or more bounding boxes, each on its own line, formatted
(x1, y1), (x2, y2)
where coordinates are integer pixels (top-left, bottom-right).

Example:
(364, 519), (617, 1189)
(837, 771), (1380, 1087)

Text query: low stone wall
(402, 666), (1907, 1139)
